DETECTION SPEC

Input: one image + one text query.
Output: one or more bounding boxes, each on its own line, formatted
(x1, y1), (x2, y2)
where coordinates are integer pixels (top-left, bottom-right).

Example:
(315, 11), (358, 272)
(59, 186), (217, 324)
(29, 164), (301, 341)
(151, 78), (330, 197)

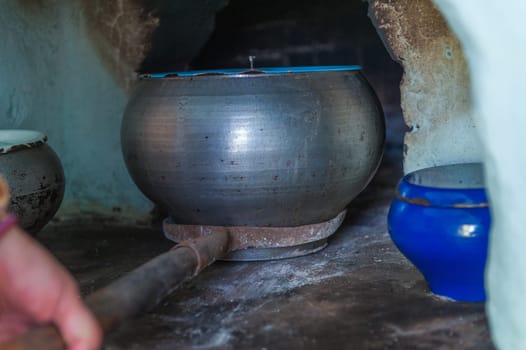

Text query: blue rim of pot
(395, 163), (489, 208)
(140, 65), (363, 79)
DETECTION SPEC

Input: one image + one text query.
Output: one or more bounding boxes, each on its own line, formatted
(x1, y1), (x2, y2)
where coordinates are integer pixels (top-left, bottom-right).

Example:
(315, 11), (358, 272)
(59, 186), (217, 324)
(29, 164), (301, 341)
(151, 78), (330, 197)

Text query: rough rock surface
(368, 0), (482, 173)
(81, 0), (160, 91)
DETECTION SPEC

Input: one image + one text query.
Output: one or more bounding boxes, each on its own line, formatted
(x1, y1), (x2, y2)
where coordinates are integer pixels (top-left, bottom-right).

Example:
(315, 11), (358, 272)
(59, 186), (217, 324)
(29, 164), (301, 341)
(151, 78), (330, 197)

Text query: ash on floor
(38, 160), (494, 350)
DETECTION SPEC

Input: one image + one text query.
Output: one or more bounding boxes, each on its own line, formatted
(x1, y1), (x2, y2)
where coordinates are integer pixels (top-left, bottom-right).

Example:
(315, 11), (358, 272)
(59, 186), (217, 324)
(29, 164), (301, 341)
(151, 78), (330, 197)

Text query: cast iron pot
(122, 66), (385, 227)
(0, 130), (65, 234)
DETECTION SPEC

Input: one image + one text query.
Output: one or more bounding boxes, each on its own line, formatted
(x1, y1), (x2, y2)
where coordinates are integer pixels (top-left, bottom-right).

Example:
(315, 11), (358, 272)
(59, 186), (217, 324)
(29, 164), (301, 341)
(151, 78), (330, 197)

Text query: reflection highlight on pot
(230, 126), (250, 152)
(459, 224), (477, 238)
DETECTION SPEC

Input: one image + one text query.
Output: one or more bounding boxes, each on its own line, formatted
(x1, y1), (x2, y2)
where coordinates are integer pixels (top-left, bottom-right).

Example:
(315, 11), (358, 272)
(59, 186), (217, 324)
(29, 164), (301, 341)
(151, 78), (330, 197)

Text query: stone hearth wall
(369, 0), (483, 174)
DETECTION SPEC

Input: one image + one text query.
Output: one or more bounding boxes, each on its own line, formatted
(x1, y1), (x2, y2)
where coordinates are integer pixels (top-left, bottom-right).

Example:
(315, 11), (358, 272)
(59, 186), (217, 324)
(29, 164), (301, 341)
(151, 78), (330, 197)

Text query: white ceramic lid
(0, 130), (48, 154)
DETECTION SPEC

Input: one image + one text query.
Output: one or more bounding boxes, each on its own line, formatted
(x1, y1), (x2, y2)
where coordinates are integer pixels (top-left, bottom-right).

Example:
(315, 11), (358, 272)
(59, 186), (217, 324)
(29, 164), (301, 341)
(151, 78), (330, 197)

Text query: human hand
(0, 225), (102, 350)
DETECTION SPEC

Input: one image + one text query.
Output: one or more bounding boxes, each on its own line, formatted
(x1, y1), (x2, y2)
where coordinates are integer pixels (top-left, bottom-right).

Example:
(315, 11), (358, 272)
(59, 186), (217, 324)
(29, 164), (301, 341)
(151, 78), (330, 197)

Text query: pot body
(388, 163), (490, 302)
(122, 68), (385, 226)
(0, 131), (65, 234)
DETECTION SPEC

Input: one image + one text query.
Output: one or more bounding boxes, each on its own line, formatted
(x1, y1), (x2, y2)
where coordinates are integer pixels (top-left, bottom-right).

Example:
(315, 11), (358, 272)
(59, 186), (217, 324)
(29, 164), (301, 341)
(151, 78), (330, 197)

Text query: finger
(53, 285), (102, 350)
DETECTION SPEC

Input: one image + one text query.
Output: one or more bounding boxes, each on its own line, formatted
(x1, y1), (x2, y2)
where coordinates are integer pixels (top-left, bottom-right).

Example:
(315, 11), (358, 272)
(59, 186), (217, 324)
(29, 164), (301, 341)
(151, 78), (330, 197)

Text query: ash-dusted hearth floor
(38, 161), (494, 350)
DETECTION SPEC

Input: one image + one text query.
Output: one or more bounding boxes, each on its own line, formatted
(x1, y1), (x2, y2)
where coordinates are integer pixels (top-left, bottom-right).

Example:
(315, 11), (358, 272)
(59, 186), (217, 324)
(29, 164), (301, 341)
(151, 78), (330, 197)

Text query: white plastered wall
(432, 1), (526, 349)
(0, 1), (152, 218)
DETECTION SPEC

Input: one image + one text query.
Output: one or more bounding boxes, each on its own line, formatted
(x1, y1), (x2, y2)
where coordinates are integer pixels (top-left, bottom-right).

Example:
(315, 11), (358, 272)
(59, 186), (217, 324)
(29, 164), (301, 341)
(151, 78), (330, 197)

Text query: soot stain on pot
(19, 173), (28, 181)
(11, 190), (57, 233)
